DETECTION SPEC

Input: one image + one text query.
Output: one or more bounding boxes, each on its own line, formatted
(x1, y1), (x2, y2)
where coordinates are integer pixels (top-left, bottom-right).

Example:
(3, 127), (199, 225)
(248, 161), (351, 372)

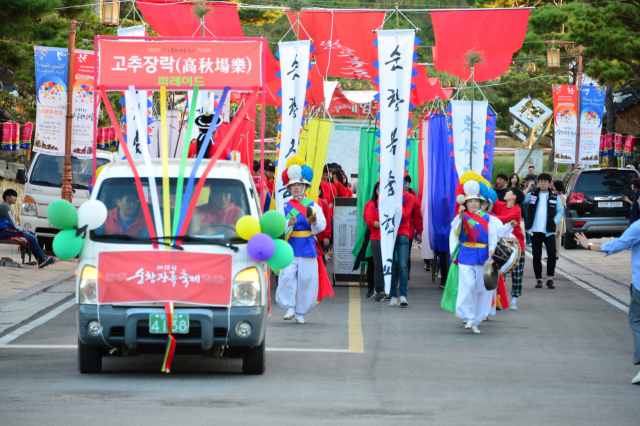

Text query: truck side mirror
(15, 168), (26, 184)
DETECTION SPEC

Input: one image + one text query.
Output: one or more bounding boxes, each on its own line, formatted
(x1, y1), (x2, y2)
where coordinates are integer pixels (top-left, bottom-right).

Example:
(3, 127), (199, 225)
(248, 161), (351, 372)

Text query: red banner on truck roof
(98, 39), (263, 90)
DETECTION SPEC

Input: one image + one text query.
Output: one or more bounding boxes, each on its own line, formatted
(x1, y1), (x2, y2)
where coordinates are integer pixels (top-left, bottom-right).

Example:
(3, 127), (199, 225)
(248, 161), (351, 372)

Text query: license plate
(598, 202), (623, 208)
(149, 313), (189, 334)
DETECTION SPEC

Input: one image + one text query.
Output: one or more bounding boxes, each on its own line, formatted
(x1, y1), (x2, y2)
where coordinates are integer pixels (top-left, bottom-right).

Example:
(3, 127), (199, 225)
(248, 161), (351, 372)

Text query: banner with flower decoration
(552, 84), (578, 164)
(34, 46), (95, 158)
(578, 86), (605, 165)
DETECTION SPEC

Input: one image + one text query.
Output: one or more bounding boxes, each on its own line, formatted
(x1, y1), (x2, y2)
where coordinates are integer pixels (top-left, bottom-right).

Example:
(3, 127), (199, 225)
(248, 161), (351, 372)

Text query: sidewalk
(0, 244), (76, 304)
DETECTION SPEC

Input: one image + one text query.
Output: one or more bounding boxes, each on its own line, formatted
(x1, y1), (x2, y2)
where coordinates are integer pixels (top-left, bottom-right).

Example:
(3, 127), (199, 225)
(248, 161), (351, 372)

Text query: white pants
(456, 264), (493, 327)
(276, 256), (319, 316)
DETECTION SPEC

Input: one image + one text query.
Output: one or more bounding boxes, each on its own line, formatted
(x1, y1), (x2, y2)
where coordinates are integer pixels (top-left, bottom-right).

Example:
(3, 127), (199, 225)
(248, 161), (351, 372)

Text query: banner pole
(62, 19), (76, 202)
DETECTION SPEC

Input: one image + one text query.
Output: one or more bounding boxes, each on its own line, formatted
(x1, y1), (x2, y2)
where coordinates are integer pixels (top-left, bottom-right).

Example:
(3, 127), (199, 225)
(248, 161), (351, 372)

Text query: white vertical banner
(420, 118), (433, 260)
(119, 90), (152, 160)
(451, 100), (489, 176)
(274, 40), (311, 210)
(377, 29), (415, 294)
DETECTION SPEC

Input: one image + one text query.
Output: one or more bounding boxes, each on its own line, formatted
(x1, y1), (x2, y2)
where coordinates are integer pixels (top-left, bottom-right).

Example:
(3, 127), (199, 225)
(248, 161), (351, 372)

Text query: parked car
(76, 158), (267, 374)
(563, 167), (640, 249)
(18, 151), (114, 249)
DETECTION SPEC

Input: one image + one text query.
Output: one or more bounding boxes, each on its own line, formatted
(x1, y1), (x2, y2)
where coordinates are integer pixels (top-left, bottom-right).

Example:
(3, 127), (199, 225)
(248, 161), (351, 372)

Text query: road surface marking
(0, 300), (75, 348)
(348, 286), (364, 353)
(524, 252), (628, 313)
(1, 345), (351, 353)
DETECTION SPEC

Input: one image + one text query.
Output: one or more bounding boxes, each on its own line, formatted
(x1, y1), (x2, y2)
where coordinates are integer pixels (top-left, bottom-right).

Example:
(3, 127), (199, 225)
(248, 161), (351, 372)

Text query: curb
(0, 269), (75, 311)
(558, 250), (631, 289)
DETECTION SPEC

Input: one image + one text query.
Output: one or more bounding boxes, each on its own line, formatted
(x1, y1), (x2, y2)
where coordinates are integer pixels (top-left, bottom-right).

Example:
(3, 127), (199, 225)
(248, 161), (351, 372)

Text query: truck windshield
(91, 177), (250, 244)
(29, 155), (110, 189)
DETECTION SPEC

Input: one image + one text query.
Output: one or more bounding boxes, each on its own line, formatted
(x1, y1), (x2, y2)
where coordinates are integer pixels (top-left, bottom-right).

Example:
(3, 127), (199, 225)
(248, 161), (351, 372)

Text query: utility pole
(573, 45), (584, 170)
(61, 19), (76, 202)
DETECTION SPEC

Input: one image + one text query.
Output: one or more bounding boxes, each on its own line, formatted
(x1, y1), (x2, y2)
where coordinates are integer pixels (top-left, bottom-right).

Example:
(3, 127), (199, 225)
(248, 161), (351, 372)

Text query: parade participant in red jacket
(96, 188), (148, 238)
(364, 182), (385, 301)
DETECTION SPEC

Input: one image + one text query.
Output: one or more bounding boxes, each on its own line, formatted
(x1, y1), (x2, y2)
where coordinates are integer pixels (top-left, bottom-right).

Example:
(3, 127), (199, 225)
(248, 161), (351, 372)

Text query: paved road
(0, 251), (638, 426)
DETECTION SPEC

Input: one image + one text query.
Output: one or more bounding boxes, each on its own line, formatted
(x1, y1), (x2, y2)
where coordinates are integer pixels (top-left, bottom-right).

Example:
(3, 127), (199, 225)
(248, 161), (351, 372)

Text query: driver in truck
(94, 187), (149, 238)
(190, 184), (245, 234)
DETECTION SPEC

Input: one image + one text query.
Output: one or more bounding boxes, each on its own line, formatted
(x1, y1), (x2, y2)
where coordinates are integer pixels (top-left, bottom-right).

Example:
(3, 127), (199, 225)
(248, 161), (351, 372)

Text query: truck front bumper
(77, 304), (266, 351)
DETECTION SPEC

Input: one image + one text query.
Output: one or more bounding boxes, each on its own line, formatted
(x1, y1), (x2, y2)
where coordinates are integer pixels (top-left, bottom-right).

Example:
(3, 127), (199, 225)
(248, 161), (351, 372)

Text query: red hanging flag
(614, 133), (623, 157)
(2, 123), (11, 151)
(287, 10), (385, 81)
(21, 122), (33, 151)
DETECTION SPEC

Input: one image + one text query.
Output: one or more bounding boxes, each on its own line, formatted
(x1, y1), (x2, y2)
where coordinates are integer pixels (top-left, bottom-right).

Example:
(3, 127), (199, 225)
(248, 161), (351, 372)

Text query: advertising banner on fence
(376, 29), (416, 294)
(34, 46), (95, 158)
(552, 84), (578, 164)
(97, 251), (233, 306)
(98, 40), (263, 89)
(578, 86), (605, 165)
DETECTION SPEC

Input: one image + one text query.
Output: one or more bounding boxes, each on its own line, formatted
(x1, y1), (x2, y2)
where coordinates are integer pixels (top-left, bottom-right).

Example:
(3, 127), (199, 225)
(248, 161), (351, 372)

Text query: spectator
(508, 173), (520, 189)
(265, 161), (275, 195)
(495, 187), (526, 309)
(524, 173), (564, 289)
(494, 173), (509, 202)
(252, 160), (272, 212)
(574, 205), (640, 385)
(95, 188), (150, 238)
(524, 165), (538, 185)
(553, 180), (567, 261)
(0, 189), (57, 268)
(317, 185), (332, 264)
(623, 178), (640, 226)
(404, 175), (415, 195)
(363, 182), (385, 301)
(522, 177), (536, 246)
(389, 186), (423, 308)
(332, 170), (353, 198)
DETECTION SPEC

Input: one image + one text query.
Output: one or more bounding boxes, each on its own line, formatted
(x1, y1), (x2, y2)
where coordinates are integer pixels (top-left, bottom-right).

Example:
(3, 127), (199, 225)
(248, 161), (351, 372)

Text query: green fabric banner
(352, 127), (380, 261)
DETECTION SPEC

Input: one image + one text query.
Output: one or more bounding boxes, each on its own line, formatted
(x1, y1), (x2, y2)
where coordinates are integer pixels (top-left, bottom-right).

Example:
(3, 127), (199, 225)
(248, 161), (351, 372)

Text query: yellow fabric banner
(303, 118), (332, 202)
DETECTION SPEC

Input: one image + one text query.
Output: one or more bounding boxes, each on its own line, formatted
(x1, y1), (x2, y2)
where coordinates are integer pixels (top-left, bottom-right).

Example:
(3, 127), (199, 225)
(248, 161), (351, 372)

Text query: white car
(19, 151), (114, 248)
(76, 158), (268, 374)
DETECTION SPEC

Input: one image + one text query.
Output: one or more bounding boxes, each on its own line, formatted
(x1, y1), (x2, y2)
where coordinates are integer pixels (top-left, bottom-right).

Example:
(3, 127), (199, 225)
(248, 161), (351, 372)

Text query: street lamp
(546, 45), (561, 68)
(101, 0), (120, 26)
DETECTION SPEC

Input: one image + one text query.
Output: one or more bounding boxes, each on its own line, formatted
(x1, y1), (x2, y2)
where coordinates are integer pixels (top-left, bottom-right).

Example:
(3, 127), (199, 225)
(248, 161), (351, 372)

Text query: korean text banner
(553, 84), (578, 164)
(97, 251), (233, 306)
(578, 86), (606, 165)
(98, 40), (263, 89)
(34, 47), (95, 158)
(377, 29), (415, 294)
(274, 40), (311, 210)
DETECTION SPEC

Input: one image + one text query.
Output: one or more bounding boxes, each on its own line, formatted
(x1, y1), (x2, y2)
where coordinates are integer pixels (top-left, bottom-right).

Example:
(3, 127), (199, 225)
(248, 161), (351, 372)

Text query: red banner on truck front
(97, 251), (233, 306)
(98, 39), (263, 89)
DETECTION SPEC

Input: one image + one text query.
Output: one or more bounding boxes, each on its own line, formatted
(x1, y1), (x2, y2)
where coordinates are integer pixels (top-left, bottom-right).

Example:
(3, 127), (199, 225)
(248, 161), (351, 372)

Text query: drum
(493, 238), (521, 275)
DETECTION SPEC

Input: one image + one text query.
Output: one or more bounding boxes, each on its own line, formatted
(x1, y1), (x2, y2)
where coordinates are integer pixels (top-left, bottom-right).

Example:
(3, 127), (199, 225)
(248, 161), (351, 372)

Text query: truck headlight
(232, 267), (261, 306)
(79, 265), (98, 304)
(21, 196), (36, 216)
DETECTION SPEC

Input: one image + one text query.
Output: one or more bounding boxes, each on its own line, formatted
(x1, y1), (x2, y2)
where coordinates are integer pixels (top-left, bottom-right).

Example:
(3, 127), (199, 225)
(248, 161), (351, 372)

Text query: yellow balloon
(235, 215), (261, 241)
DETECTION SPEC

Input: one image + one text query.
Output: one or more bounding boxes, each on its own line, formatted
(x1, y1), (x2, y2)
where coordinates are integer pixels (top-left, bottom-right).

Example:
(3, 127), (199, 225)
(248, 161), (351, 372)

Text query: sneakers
(464, 322), (473, 329)
(365, 290), (374, 298)
(471, 326), (481, 334)
(389, 297), (398, 307)
(535, 279), (543, 288)
(374, 292), (384, 302)
(546, 279), (555, 289)
(399, 296), (408, 307)
(38, 256), (58, 269)
(632, 370), (640, 385)
(384, 294), (391, 300)
(295, 315), (305, 324)
(283, 308), (295, 320)
(510, 298), (518, 310)
(439, 283), (446, 290)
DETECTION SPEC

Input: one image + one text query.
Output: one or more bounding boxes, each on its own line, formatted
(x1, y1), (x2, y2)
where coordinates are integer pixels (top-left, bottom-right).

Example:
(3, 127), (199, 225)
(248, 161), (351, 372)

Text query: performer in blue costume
(276, 158), (328, 324)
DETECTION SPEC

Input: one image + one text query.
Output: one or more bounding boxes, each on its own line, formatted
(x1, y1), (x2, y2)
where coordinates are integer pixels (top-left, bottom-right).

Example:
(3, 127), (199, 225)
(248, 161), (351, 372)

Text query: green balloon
(52, 229), (83, 260)
(266, 239), (294, 270)
(47, 199), (78, 230)
(259, 210), (287, 239)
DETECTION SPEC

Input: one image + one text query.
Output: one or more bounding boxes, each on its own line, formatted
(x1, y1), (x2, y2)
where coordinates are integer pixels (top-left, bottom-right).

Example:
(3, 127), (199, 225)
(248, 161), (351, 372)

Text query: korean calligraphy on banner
(450, 100), (490, 175)
(34, 46), (96, 159)
(578, 86), (606, 165)
(97, 251), (233, 306)
(98, 40), (263, 89)
(273, 40), (311, 210)
(552, 85), (578, 164)
(375, 29), (416, 294)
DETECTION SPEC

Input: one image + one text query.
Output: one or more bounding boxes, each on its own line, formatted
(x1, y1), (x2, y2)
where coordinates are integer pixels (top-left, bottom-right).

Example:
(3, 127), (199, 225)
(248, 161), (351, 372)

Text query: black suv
(563, 167), (640, 249)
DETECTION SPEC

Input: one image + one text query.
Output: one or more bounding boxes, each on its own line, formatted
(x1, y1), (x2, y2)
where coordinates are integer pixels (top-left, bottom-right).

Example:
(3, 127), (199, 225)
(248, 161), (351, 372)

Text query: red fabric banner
(98, 39), (263, 89)
(410, 64), (453, 106)
(430, 9), (530, 82)
(97, 251), (233, 305)
(136, 1), (243, 38)
(287, 10), (385, 81)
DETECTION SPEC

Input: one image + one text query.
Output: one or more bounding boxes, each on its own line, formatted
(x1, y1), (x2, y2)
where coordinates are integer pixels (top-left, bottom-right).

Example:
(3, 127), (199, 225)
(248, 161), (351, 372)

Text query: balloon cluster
(235, 211), (294, 270)
(46, 199), (108, 260)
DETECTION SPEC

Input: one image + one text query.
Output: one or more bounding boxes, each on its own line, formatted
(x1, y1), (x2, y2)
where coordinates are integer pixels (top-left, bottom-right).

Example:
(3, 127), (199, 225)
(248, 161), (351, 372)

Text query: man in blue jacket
(524, 173), (564, 289)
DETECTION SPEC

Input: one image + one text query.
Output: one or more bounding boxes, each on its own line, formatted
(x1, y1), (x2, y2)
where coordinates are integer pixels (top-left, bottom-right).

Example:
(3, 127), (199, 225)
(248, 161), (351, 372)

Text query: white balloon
(78, 200), (108, 231)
